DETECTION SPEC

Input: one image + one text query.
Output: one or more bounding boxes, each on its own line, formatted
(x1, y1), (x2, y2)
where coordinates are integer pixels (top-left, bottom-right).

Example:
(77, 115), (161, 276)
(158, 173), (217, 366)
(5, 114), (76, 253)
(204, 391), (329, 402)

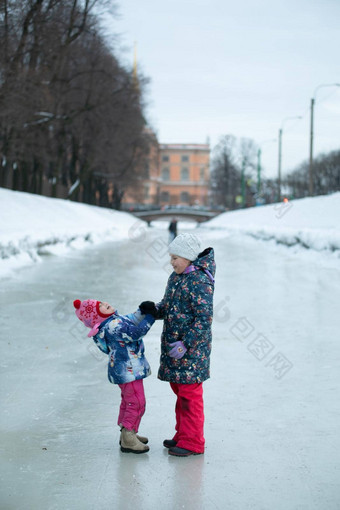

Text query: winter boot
(168, 446), (203, 457)
(135, 433), (148, 444)
(163, 439), (177, 448)
(120, 428), (149, 454)
(119, 427), (148, 445)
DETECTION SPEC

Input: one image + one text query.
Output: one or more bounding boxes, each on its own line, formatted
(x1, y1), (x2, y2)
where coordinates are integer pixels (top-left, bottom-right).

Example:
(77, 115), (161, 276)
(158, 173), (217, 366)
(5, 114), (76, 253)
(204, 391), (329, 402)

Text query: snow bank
(204, 193), (340, 253)
(1, 188), (340, 279)
(0, 188), (141, 278)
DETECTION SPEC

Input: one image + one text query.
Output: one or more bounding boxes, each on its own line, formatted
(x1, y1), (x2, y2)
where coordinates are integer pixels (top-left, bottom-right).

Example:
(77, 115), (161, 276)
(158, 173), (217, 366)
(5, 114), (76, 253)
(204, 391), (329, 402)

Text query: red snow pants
(118, 379), (146, 433)
(170, 382), (205, 453)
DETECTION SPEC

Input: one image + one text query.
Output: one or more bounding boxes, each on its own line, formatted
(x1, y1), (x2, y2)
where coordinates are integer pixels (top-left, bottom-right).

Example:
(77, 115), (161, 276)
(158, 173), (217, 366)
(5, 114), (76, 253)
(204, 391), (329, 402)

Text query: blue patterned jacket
(92, 310), (154, 385)
(156, 247), (215, 384)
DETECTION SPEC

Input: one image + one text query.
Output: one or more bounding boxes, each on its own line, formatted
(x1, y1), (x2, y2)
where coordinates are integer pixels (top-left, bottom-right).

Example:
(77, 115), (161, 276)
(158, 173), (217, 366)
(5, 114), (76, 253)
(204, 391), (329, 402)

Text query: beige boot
(136, 433), (148, 444)
(120, 428), (149, 454)
(119, 428), (148, 445)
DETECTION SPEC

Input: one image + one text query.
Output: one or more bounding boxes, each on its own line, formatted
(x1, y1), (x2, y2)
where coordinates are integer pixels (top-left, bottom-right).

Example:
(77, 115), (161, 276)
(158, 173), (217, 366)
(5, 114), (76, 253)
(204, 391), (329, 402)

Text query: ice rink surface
(1, 227), (339, 510)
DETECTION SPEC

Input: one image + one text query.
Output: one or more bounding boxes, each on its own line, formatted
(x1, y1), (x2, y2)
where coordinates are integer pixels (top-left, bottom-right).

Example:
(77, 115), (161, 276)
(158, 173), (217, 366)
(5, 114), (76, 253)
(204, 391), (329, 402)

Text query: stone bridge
(132, 208), (221, 224)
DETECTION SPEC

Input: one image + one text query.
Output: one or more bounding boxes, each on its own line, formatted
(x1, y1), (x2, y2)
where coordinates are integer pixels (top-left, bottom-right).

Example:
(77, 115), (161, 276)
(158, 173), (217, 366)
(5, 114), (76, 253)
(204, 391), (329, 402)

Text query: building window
(162, 167), (170, 181)
(161, 191), (170, 202)
(181, 155), (189, 162)
(200, 166), (205, 180)
(180, 192), (190, 203)
(162, 155), (169, 162)
(181, 167), (189, 181)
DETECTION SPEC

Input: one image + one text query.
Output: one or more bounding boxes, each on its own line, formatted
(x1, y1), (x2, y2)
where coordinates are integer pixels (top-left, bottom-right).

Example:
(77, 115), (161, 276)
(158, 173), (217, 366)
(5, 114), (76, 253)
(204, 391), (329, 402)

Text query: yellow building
(122, 140), (210, 208)
(159, 143), (210, 206)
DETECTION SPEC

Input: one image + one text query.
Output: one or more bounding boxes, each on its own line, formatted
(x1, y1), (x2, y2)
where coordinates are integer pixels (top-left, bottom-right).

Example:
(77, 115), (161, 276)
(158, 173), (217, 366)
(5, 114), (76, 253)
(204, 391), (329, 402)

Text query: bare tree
(210, 135), (238, 209)
(210, 135), (258, 209)
(283, 149), (340, 198)
(0, 0), (152, 209)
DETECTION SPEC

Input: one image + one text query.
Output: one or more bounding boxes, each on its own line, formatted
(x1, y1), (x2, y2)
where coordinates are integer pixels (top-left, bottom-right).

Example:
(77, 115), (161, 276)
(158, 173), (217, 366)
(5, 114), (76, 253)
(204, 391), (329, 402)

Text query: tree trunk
(112, 185), (124, 210)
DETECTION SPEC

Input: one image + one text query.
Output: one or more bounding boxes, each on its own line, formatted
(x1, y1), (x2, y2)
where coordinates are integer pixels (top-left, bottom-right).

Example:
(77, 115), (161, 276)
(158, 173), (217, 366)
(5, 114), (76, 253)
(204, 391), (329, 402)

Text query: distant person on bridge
(168, 217), (178, 242)
(73, 298), (155, 454)
(139, 233), (215, 457)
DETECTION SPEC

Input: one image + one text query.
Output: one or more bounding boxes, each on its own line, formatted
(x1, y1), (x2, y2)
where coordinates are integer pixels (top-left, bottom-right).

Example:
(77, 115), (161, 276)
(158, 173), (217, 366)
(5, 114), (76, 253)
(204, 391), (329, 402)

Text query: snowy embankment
(0, 188), (139, 278)
(1, 188), (340, 278)
(205, 192), (340, 253)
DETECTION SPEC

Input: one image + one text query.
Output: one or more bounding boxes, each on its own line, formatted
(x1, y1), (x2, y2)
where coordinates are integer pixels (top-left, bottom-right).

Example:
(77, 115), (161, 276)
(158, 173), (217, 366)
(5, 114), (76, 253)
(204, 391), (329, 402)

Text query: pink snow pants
(170, 382), (205, 453)
(118, 379), (146, 433)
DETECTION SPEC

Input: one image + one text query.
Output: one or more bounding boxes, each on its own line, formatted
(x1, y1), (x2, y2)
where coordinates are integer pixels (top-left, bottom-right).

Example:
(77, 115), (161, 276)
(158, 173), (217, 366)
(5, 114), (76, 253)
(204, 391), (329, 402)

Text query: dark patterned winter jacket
(156, 247), (215, 384)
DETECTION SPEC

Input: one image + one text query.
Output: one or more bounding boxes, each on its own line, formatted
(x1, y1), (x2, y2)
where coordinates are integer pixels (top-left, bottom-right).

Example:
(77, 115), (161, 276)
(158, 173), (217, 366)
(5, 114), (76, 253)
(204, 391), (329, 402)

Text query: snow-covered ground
(1, 227), (340, 510)
(1, 189), (340, 509)
(1, 188), (340, 280)
(0, 188), (139, 278)
(205, 192), (340, 253)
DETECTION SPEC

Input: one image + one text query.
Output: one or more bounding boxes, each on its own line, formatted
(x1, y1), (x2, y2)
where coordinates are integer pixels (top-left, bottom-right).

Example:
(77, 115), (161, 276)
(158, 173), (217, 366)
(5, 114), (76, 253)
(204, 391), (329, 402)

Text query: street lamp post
(278, 116), (302, 202)
(309, 83), (340, 196)
(241, 157), (246, 208)
(278, 127), (283, 202)
(256, 139), (276, 202)
(257, 148), (261, 197)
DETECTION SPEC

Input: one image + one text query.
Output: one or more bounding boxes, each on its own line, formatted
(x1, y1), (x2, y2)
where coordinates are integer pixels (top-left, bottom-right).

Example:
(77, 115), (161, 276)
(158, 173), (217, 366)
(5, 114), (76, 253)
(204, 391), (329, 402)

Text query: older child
(73, 298), (154, 454)
(140, 233), (215, 457)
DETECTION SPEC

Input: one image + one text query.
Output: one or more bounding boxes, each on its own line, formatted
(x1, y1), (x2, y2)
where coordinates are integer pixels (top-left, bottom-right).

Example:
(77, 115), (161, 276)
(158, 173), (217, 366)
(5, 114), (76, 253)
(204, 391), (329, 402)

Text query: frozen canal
(1, 225), (340, 510)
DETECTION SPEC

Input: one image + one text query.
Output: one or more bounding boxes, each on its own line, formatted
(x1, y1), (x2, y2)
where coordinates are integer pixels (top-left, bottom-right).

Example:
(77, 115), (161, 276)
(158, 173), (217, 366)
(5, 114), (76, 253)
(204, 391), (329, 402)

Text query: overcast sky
(103, 0), (340, 179)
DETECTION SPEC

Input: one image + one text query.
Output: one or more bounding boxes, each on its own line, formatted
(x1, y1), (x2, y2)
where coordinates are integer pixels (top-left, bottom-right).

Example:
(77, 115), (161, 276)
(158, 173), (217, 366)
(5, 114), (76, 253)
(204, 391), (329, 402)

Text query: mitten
(139, 301), (158, 317)
(169, 341), (187, 359)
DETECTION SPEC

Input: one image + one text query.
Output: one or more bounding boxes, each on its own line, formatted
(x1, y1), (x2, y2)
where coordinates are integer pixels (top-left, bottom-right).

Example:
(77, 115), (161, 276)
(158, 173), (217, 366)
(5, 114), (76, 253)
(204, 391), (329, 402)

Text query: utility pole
(257, 148), (261, 198)
(309, 97), (315, 196)
(277, 116), (302, 203)
(241, 158), (246, 208)
(309, 83), (340, 197)
(278, 128), (282, 202)
(256, 139), (276, 205)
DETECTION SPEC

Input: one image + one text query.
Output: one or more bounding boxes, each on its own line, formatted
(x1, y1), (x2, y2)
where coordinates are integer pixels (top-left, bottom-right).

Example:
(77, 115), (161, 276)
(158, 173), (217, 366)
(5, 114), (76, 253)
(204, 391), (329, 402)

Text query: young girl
(73, 298), (154, 454)
(140, 233), (215, 457)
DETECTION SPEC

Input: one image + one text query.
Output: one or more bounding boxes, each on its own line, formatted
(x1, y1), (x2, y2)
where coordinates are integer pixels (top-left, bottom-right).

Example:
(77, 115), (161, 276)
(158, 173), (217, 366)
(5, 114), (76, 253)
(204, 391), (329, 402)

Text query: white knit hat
(168, 233), (202, 261)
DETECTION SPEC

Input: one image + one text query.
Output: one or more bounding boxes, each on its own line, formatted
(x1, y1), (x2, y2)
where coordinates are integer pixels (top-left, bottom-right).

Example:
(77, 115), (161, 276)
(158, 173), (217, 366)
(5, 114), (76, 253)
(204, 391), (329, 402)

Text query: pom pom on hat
(73, 299), (81, 310)
(73, 298), (113, 337)
(168, 233), (202, 261)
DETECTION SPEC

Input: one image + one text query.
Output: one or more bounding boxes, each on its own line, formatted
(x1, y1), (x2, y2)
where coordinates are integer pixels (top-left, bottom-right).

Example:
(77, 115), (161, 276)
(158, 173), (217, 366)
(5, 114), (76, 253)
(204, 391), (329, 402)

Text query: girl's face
(170, 254), (191, 274)
(99, 302), (115, 315)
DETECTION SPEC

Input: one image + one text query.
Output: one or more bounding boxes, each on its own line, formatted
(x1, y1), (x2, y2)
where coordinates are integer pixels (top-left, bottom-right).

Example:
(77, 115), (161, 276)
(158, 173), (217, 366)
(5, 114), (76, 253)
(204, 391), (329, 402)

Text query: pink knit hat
(73, 299), (113, 337)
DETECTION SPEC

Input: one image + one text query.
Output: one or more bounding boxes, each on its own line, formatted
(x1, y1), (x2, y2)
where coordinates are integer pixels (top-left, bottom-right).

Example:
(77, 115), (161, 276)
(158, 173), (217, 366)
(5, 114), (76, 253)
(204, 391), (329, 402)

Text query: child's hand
(139, 301), (158, 317)
(169, 341), (187, 359)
